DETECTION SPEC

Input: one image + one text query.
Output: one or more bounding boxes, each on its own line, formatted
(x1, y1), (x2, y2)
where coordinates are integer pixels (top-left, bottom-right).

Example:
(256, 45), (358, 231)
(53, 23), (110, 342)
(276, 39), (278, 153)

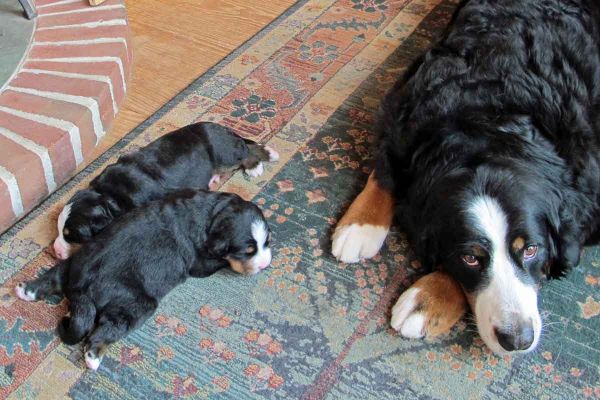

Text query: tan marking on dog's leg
(331, 173), (395, 263)
(391, 271), (467, 338)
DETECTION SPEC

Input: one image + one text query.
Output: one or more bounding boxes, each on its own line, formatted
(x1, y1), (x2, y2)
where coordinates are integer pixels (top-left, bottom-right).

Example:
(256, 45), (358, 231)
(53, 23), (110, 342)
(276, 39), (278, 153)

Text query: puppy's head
(205, 195), (272, 275)
(53, 190), (111, 259)
(201, 122), (250, 167)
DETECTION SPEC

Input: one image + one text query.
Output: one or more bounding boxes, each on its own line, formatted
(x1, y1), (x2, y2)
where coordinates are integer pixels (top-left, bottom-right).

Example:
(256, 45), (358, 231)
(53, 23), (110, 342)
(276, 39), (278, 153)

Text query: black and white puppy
(332, 0), (600, 354)
(17, 189), (272, 370)
(54, 122), (278, 259)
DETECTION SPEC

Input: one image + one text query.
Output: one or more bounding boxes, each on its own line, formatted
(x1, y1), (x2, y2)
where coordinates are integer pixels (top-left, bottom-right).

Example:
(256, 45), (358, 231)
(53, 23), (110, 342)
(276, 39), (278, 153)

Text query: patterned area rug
(0, 0), (598, 398)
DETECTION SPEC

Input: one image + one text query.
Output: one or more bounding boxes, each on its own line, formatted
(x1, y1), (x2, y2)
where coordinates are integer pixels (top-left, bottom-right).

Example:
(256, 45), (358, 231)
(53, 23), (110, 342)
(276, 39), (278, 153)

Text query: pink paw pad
(208, 174), (221, 190)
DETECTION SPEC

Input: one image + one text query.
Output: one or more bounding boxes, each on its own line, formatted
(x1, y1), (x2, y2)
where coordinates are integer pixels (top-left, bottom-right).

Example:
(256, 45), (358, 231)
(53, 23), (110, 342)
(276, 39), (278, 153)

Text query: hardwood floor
(89, 0), (295, 161)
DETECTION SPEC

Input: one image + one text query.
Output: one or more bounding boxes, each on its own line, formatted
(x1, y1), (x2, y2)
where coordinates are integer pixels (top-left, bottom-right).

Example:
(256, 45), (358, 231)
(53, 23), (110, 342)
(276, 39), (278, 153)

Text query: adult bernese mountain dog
(332, 0), (600, 354)
(16, 189), (272, 370)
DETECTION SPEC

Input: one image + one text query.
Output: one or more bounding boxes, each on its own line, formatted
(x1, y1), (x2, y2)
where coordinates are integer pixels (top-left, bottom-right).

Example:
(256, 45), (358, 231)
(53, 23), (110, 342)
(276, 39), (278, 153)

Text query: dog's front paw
(244, 162), (264, 177)
(331, 223), (388, 263)
(15, 282), (37, 301)
(391, 271), (467, 338)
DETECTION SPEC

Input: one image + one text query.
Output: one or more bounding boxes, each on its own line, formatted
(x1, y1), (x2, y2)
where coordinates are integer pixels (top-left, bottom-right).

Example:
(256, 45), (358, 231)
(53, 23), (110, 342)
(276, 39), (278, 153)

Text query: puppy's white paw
(208, 174), (221, 190)
(85, 351), (102, 371)
(15, 283), (37, 302)
(391, 288), (425, 338)
(264, 146), (279, 162)
(245, 162), (264, 178)
(331, 223), (388, 263)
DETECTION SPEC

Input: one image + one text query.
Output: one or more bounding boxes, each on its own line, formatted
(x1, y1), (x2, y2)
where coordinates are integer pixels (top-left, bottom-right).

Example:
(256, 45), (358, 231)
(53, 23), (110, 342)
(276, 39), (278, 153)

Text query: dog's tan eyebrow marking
(512, 236), (525, 252)
(472, 245), (486, 257)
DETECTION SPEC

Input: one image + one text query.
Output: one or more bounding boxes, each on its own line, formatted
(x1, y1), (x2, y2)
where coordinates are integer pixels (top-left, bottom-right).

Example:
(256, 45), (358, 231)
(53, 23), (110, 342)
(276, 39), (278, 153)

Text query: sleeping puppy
(54, 122), (278, 259)
(16, 189), (272, 370)
(332, 0), (600, 354)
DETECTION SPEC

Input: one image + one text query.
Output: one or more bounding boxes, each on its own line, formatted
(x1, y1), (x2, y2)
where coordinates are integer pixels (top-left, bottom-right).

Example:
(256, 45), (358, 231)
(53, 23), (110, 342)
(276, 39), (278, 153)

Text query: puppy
(54, 122), (278, 259)
(17, 189), (272, 370)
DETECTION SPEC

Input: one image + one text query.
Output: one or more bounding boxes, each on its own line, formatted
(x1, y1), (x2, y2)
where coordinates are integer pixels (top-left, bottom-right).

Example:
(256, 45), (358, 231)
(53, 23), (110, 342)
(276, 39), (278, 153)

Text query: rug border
(0, 0), (311, 244)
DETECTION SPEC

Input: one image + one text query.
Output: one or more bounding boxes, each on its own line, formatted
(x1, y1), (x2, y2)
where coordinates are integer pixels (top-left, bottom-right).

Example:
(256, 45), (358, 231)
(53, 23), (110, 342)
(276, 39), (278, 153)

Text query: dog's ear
(546, 204), (581, 279)
(205, 204), (232, 258)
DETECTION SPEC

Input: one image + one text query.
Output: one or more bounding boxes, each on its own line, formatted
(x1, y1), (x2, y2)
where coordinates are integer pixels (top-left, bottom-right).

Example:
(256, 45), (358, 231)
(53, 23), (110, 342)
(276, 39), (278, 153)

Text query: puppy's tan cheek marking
(512, 236), (525, 253)
(226, 258), (245, 274)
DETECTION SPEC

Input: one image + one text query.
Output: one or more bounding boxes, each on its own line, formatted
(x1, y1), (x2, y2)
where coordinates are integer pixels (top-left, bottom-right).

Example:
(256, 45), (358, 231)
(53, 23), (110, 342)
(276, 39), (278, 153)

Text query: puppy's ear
(205, 209), (232, 258)
(546, 206), (581, 279)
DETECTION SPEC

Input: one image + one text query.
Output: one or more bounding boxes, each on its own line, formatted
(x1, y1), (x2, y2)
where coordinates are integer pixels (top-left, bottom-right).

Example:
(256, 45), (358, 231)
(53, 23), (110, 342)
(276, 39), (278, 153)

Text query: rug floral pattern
(0, 0), (598, 398)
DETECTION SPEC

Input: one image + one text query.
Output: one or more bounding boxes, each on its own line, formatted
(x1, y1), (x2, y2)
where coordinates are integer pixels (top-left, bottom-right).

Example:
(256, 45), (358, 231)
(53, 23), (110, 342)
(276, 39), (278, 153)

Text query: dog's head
(409, 117), (581, 354)
(53, 190), (112, 259)
(205, 194), (272, 275)
(200, 122), (250, 167)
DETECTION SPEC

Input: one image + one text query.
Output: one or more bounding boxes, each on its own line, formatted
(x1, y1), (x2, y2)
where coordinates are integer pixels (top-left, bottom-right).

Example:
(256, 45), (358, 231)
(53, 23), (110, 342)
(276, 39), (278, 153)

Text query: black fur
(61, 122), (254, 245)
(374, 0), (600, 288)
(23, 189), (270, 360)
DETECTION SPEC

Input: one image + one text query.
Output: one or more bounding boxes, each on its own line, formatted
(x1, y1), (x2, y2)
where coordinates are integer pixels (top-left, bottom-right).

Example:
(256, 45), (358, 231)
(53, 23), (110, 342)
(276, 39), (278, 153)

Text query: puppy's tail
(58, 294), (96, 345)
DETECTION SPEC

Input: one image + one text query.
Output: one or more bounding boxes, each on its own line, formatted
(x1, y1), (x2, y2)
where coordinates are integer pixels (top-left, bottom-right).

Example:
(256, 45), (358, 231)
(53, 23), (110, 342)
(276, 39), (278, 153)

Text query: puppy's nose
(258, 259), (270, 270)
(494, 321), (534, 351)
(53, 239), (69, 260)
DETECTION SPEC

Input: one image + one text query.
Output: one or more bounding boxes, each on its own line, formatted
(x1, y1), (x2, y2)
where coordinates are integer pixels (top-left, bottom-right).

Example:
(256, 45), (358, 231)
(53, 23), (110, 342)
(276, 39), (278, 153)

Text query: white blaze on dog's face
(226, 219), (272, 275)
(465, 196), (542, 354)
(53, 203), (73, 260)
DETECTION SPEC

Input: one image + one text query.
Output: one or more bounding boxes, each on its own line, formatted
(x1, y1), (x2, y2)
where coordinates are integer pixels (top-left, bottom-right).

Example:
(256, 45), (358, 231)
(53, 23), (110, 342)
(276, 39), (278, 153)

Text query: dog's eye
(461, 254), (480, 268)
(245, 246), (256, 254)
(524, 245), (538, 260)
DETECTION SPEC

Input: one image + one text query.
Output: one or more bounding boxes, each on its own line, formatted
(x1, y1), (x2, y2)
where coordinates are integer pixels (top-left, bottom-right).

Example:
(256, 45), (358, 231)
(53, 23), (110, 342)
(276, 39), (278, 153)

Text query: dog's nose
(494, 321), (535, 351)
(53, 239), (69, 260)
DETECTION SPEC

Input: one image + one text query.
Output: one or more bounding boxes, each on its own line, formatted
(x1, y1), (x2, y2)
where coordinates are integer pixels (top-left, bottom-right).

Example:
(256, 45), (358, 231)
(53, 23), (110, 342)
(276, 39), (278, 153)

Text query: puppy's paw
(391, 271), (467, 339)
(244, 162), (264, 177)
(208, 174), (221, 190)
(264, 146), (279, 162)
(85, 350), (102, 371)
(331, 223), (388, 263)
(15, 282), (37, 301)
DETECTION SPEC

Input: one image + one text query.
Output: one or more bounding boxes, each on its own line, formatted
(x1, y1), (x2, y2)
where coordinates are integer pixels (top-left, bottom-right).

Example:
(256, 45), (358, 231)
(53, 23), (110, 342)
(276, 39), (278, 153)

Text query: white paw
(331, 223), (388, 263)
(244, 162), (264, 177)
(391, 288), (426, 339)
(264, 146), (279, 162)
(15, 283), (37, 301)
(85, 351), (102, 371)
(208, 174), (221, 190)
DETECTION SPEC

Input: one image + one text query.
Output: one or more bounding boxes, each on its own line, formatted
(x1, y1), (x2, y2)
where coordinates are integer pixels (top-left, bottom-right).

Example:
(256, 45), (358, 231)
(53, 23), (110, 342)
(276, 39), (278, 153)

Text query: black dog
(54, 122), (278, 259)
(17, 189), (272, 370)
(332, 0), (600, 354)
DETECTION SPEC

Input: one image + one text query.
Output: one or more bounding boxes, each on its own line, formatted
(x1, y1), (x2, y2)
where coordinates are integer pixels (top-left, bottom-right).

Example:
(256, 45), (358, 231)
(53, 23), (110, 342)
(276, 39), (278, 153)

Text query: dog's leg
(84, 302), (156, 371)
(332, 172), (395, 263)
(15, 261), (68, 301)
(57, 294), (96, 345)
(391, 271), (467, 338)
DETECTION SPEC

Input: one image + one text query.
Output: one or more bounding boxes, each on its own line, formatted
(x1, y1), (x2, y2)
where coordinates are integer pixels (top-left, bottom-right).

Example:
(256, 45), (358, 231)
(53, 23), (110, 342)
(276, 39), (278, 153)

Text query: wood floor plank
(87, 0), (295, 162)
